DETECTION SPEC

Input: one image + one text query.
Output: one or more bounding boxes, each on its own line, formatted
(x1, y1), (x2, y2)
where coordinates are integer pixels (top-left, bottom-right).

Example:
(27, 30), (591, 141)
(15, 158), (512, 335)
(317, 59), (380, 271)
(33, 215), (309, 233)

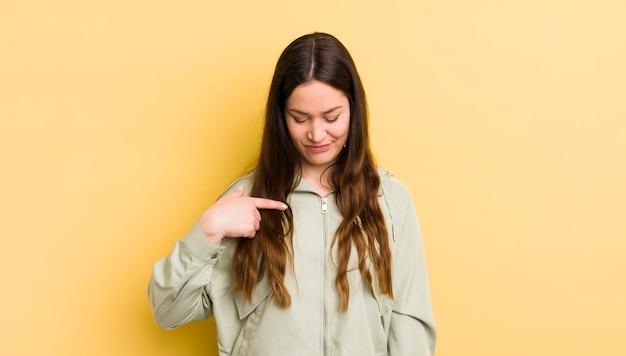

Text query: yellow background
(1, 0), (625, 355)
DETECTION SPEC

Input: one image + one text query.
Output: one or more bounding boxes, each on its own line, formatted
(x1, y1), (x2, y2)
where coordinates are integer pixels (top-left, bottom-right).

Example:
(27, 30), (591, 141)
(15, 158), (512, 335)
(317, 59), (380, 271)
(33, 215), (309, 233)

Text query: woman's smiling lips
(305, 144), (331, 153)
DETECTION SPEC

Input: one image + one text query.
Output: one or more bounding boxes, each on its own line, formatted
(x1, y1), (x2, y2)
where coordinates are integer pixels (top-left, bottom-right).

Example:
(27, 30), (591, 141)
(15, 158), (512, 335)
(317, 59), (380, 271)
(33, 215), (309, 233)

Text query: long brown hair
(231, 32), (392, 311)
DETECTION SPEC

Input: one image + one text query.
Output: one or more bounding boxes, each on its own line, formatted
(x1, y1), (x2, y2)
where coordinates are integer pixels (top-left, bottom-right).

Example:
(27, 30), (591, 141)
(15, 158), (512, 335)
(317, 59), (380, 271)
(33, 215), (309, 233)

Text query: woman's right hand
(198, 187), (288, 244)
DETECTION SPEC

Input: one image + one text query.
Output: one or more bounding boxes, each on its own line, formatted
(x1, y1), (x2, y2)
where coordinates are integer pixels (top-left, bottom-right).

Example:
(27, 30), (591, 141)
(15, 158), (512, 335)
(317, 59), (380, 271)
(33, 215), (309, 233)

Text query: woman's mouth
(305, 144), (331, 153)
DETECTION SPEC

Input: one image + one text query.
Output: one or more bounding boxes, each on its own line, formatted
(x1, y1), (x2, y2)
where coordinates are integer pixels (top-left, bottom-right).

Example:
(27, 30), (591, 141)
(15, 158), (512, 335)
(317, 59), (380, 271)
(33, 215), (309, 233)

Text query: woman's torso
(208, 169), (397, 356)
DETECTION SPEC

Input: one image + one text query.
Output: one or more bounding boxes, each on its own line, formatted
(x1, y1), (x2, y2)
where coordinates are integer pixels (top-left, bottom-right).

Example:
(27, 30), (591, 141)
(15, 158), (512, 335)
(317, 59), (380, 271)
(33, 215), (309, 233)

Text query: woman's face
(285, 80), (350, 175)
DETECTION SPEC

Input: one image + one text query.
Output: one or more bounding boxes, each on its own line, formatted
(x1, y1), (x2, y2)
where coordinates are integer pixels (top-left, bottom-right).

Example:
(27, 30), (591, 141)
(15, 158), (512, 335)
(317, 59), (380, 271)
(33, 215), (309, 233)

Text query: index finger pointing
(250, 197), (289, 211)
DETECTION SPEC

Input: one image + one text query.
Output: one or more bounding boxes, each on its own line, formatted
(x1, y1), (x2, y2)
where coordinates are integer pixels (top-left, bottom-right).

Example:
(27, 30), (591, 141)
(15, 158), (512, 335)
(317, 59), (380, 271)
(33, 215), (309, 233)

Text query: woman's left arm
(387, 183), (437, 356)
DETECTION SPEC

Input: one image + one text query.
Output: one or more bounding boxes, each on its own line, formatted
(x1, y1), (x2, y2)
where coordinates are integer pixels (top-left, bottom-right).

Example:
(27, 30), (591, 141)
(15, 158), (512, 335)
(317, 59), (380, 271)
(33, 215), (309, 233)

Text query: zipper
(321, 196), (329, 356)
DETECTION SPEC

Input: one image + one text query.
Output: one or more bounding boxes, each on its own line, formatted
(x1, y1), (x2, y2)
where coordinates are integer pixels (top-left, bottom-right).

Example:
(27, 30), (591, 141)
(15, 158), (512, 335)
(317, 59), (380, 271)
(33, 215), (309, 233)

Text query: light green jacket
(148, 168), (436, 356)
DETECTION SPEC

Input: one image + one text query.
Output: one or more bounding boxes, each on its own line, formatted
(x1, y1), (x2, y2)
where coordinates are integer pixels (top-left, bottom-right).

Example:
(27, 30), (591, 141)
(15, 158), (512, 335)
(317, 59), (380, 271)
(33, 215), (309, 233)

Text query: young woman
(148, 32), (436, 356)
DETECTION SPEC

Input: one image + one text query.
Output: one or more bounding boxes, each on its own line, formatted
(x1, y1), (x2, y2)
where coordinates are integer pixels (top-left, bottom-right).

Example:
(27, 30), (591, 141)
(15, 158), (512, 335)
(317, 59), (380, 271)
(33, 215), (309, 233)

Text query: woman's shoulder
(377, 166), (414, 211)
(219, 170), (256, 197)
(377, 167), (410, 196)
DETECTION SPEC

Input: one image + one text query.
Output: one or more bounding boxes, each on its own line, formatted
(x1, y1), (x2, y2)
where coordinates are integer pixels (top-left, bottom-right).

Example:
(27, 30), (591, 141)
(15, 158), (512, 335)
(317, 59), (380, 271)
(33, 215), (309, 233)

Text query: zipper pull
(321, 197), (328, 214)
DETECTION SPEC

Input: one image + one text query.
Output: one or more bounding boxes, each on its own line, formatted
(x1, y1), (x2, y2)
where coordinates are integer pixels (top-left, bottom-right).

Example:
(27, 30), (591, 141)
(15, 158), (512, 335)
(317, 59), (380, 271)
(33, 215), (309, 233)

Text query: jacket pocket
(233, 275), (273, 320)
(372, 286), (393, 337)
(231, 276), (273, 356)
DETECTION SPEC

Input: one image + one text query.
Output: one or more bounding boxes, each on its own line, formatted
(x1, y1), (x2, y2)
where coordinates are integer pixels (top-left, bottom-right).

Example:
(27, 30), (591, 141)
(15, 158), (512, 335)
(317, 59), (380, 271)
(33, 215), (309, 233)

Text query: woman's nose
(307, 120), (326, 143)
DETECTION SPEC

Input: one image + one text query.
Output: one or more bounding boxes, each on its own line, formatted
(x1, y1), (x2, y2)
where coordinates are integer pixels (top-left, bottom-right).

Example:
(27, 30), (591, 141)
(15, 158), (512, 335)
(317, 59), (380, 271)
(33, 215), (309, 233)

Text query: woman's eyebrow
(287, 106), (343, 116)
(322, 106), (343, 115)
(287, 108), (309, 116)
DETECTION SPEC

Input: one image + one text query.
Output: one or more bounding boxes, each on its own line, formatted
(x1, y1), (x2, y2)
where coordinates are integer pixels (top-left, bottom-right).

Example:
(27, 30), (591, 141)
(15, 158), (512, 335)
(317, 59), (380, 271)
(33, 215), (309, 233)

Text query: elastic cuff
(182, 221), (224, 262)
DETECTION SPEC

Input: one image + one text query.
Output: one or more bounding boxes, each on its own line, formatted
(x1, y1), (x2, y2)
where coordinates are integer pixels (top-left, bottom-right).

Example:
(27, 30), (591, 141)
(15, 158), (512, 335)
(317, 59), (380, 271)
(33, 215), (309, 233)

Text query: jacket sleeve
(387, 181), (437, 356)
(148, 173), (252, 329)
(147, 222), (226, 329)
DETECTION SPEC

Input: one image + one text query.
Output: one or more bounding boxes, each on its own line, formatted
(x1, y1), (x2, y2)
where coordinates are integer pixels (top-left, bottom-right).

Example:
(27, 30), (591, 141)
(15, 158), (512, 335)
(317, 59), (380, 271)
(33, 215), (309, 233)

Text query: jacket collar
(290, 167), (391, 196)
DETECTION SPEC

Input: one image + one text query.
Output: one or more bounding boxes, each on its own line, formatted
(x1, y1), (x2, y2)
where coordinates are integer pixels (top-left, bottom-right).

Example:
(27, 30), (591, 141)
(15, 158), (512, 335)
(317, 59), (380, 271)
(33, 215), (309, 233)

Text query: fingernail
(282, 203), (288, 210)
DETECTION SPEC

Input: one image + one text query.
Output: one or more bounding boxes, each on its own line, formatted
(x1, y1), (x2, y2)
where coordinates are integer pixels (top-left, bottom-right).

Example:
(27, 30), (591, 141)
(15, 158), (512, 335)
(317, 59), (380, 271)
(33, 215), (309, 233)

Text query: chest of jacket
(210, 188), (394, 355)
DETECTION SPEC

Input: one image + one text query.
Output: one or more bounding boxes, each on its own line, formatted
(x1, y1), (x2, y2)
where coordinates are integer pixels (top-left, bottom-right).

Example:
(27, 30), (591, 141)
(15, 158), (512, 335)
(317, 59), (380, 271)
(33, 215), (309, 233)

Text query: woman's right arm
(148, 222), (224, 329)
(148, 186), (288, 329)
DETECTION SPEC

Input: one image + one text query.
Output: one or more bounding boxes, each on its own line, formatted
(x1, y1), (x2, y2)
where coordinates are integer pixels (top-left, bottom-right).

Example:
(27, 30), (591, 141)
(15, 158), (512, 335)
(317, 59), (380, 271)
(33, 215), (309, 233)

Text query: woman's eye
(289, 114), (307, 123)
(293, 116), (307, 123)
(325, 116), (339, 122)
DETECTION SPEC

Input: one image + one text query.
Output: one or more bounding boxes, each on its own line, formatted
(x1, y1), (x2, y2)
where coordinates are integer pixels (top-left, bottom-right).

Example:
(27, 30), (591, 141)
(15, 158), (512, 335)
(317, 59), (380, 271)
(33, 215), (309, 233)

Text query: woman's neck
(300, 165), (333, 197)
